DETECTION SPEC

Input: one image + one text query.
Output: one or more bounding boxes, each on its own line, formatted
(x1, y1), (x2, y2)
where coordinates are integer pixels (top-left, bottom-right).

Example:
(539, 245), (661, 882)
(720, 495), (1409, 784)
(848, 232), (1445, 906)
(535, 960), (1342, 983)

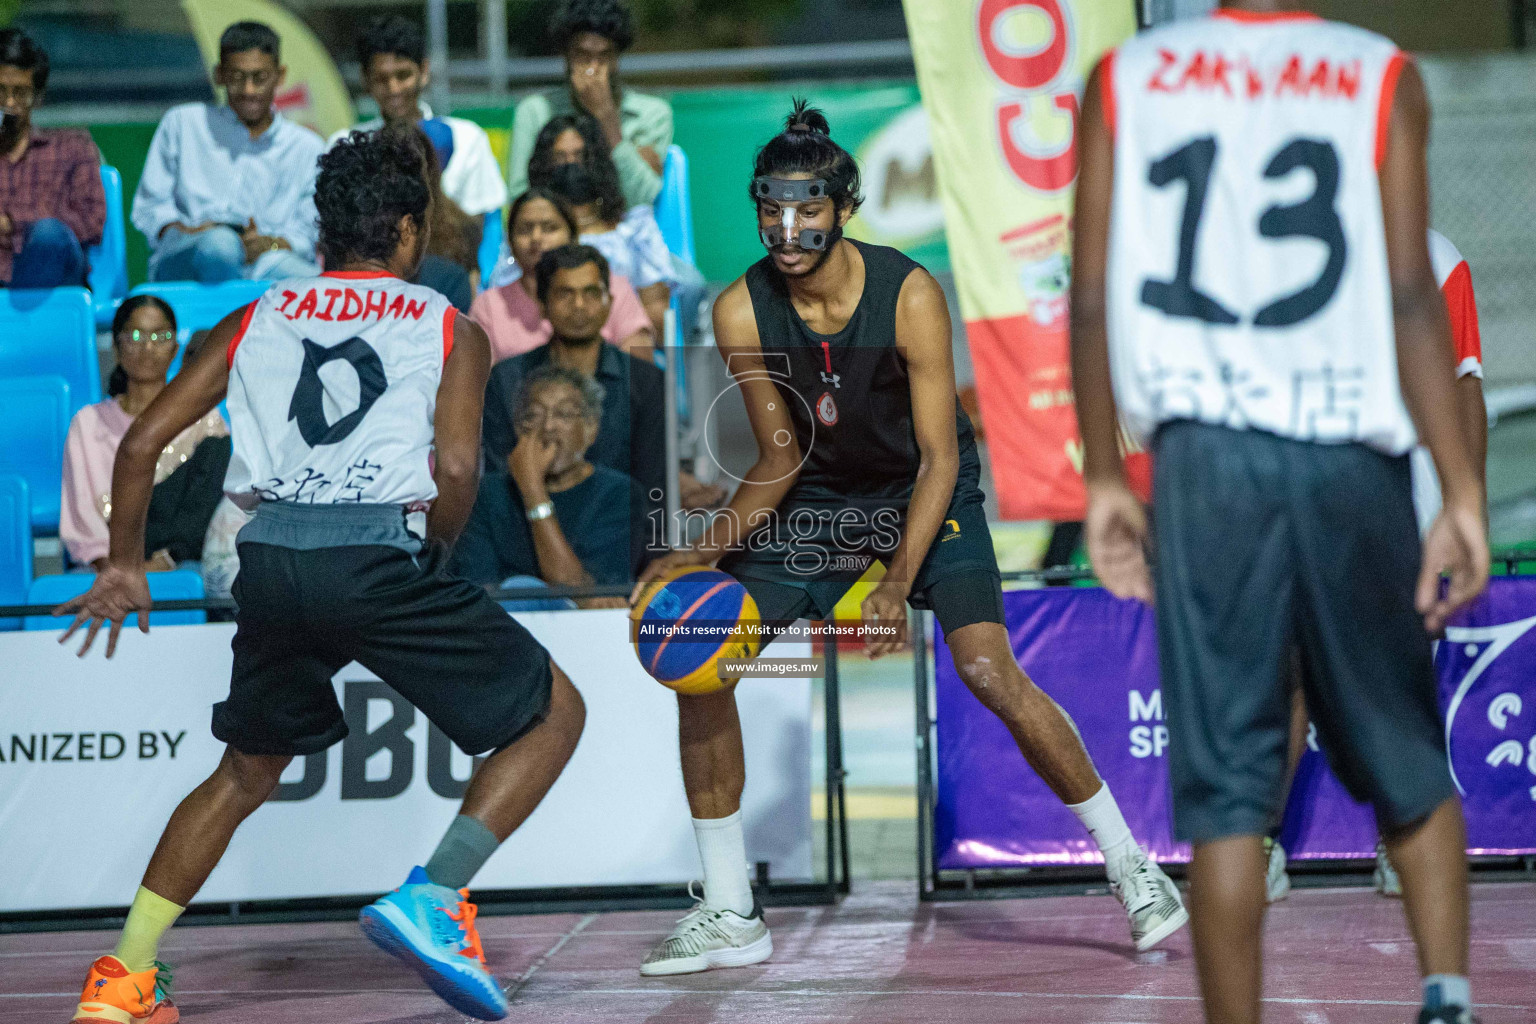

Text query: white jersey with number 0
(1105, 11), (1413, 453)
(223, 271), (456, 509)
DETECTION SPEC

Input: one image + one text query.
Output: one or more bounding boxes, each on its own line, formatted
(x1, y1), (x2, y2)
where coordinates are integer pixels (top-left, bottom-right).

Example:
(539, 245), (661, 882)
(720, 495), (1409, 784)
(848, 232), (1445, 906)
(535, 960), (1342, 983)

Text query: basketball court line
(0, 987), (1527, 1011)
(499, 912), (597, 1004)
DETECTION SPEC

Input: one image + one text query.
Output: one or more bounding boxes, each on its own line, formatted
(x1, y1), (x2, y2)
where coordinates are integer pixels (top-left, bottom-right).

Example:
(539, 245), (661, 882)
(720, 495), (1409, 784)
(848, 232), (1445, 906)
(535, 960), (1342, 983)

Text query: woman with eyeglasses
(59, 295), (231, 572)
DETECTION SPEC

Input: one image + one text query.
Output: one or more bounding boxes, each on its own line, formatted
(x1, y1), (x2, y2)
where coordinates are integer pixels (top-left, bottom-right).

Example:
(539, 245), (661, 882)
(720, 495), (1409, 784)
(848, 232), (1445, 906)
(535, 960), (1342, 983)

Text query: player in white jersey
(57, 127), (585, 1023)
(1071, 5), (1489, 1024)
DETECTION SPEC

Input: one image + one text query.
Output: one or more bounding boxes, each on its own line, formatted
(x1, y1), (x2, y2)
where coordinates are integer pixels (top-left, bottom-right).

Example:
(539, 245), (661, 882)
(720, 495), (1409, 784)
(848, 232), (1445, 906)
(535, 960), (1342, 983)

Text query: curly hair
(315, 127), (431, 268)
(750, 98), (864, 216)
(548, 0), (635, 52)
(528, 114), (627, 224)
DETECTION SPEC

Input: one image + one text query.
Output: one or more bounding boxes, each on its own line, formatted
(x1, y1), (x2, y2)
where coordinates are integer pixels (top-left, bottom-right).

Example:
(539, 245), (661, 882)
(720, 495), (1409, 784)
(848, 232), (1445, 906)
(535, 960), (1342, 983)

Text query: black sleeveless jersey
(743, 239), (983, 508)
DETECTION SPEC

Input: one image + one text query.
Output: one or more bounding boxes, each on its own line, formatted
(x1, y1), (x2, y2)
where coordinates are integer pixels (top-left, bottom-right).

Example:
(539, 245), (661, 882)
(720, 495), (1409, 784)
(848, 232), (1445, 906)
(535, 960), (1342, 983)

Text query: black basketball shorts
(1150, 421), (1456, 844)
(213, 503), (553, 757)
(720, 491), (1004, 645)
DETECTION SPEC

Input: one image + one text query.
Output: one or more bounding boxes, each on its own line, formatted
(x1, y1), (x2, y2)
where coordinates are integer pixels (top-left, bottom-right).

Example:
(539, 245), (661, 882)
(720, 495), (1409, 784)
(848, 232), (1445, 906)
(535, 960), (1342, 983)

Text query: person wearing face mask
(0, 28), (105, 289)
(59, 296), (230, 574)
(452, 365), (639, 606)
(133, 21), (322, 283)
(471, 187), (653, 362)
(506, 0), (671, 209)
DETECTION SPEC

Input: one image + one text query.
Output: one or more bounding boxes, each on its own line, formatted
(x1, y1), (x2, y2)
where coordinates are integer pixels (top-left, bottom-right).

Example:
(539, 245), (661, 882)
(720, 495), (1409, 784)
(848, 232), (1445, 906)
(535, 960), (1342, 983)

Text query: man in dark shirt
(0, 28), (105, 288)
(482, 243), (665, 505)
(456, 364), (639, 601)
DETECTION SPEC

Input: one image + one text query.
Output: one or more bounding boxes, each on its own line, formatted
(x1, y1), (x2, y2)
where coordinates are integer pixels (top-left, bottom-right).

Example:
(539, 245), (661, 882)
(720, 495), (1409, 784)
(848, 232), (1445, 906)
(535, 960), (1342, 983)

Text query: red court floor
(5, 881), (1533, 1023)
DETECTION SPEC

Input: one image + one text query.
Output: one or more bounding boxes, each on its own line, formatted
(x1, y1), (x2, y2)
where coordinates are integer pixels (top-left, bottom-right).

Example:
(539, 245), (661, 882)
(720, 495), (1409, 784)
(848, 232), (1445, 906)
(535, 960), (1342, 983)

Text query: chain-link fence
(1423, 53), (1536, 387)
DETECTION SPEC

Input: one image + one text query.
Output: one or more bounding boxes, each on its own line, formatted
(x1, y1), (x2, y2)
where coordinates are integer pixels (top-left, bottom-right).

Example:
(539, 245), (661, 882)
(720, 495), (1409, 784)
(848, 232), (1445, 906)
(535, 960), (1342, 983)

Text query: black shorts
(719, 492), (1003, 644)
(1151, 421), (1455, 844)
(213, 505), (553, 757)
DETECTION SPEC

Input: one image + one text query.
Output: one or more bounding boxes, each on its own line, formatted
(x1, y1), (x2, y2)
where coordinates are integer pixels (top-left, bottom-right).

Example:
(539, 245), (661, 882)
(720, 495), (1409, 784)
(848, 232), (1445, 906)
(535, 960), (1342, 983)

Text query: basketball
(630, 566), (761, 695)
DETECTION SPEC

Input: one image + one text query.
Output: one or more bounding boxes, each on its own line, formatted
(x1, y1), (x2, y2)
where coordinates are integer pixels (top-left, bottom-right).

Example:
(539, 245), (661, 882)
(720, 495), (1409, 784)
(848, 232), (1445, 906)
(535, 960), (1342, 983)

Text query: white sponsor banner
(0, 610), (813, 912)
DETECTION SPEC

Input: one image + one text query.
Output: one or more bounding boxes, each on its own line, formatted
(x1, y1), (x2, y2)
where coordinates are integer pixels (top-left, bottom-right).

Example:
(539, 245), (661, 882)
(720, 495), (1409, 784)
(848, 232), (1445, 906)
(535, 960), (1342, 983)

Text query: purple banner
(933, 577), (1536, 869)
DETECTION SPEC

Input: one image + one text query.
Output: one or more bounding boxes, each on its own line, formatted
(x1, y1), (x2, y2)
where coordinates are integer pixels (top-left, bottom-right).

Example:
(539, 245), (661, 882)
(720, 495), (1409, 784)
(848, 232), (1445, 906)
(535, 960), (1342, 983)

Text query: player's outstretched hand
(54, 563), (152, 659)
(1418, 502), (1490, 634)
(1084, 482), (1153, 605)
(860, 581), (909, 660)
(630, 549), (715, 605)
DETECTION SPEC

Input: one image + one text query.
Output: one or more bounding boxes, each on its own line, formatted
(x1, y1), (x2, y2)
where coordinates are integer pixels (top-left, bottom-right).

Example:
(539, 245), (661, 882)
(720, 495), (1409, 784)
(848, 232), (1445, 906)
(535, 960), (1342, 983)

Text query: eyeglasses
(119, 329), (177, 349)
(223, 70), (277, 90)
(0, 84), (35, 108)
(516, 404), (587, 430)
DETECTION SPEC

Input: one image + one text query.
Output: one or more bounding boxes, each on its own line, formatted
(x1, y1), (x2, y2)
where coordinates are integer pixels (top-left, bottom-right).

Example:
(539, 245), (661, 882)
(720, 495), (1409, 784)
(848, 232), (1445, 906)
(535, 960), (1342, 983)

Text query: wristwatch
(526, 501), (555, 522)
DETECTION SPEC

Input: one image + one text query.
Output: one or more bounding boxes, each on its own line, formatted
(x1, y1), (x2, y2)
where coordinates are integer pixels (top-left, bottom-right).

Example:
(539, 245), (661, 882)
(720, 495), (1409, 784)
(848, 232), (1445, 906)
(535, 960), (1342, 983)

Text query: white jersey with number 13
(1104, 11), (1413, 454)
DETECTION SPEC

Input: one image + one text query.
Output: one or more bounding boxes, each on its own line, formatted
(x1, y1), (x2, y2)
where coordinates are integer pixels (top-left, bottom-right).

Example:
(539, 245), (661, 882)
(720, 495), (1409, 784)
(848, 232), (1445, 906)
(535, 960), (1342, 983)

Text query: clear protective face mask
(754, 176), (831, 251)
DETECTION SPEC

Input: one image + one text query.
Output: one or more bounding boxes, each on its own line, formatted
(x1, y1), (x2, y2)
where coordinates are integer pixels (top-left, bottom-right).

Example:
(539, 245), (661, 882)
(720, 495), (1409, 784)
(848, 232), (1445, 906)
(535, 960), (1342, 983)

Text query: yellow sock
(113, 887), (185, 972)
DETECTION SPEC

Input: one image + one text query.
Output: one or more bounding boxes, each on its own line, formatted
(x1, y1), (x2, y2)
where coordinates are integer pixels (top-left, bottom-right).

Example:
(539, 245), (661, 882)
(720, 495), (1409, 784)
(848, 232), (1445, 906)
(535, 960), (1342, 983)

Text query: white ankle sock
(1068, 783), (1139, 881)
(1424, 974), (1471, 1011)
(692, 811), (755, 916)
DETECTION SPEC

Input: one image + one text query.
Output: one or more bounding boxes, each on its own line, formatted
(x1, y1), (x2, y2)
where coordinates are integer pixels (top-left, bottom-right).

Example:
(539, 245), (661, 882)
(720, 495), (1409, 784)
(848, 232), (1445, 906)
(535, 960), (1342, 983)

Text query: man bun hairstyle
(749, 98), (863, 215)
(549, 0), (636, 53)
(358, 14), (425, 70)
(219, 21), (281, 63)
(315, 125), (431, 267)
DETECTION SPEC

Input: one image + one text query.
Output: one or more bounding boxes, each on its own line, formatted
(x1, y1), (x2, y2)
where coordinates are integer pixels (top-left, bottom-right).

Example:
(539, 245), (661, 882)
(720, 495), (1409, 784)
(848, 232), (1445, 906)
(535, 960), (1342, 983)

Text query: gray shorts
(1151, 421), (1455, 844)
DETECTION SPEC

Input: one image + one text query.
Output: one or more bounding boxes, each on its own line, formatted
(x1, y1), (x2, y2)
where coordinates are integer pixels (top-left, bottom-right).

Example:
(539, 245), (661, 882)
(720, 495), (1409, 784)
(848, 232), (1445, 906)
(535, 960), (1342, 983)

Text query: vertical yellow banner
(183, 0), (355, 141)
(902, 0), (1139, 520)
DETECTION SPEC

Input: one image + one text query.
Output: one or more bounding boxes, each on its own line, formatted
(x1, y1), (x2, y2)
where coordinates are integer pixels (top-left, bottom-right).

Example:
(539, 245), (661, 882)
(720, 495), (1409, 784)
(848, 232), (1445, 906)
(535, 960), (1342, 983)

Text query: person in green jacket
(507, 0), (672, 209)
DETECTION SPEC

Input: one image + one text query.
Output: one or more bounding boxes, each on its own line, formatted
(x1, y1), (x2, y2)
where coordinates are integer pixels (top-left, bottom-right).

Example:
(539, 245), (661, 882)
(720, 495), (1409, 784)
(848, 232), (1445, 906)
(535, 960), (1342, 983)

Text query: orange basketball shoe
(71, 955), (178, 1023)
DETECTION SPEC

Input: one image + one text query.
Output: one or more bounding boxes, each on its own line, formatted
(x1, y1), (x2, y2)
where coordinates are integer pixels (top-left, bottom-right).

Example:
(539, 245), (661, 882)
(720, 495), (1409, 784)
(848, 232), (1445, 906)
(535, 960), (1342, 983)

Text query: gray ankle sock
(424, 815), (501, 890)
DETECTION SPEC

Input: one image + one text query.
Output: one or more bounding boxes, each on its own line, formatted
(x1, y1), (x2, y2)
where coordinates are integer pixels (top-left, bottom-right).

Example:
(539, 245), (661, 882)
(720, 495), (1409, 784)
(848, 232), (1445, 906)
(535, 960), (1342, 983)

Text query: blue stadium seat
(87, 165), (128, 329)
(654, 145), (696, 265)
(0, 476), (32, 632)
(128, 280), (269, 376)
(0, 288), (101, 416)
(478, 210), (504, 291)
(24, 569), (207, 631)
(0, 376), (72, 533)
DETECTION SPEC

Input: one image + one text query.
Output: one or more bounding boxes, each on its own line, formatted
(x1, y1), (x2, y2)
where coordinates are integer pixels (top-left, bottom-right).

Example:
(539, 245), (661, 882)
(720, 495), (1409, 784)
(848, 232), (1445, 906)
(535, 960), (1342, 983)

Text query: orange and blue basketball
(630, 566), (760, 695)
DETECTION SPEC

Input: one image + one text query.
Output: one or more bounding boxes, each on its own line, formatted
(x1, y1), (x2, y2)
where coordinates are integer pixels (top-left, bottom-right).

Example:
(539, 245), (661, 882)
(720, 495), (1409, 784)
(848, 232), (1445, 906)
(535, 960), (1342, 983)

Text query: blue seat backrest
(88, 165), (128, 328)
(25, 569), (207, 631)
(0, 376), (72, 534)
(654, 145), (696, 266)
(128, 280), (269, 377)
(478, 210), (504, 290)
(0, 288), (101, 416)
(0, 475), (32, 631)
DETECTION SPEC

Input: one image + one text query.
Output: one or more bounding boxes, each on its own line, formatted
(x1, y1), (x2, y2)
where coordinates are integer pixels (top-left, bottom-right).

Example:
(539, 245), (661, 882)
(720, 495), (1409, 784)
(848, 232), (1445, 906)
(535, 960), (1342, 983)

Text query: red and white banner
(904, 0), (1145, 519)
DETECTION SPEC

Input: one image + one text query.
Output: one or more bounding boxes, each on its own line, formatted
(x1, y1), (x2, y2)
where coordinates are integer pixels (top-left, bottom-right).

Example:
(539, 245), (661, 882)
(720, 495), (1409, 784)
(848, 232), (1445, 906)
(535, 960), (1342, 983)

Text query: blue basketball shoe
(359, 867), (507, 1020)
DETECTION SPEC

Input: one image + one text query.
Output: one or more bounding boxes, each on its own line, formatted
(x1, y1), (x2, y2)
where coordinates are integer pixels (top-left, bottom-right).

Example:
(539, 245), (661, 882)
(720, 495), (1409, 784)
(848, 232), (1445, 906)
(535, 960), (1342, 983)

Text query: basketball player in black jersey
(632, 102), (1187, 975)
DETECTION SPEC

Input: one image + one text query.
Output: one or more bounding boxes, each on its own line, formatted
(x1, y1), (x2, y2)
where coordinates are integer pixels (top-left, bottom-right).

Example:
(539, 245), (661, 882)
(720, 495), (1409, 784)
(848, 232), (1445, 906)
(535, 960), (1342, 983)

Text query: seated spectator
(484, 244), (665, 515)
(133, 22), (322, 283)
(331, 15), (506, 222)
(60, 296), (230, 572)
(393, 122), (481, 311)
(507, 0), (671, 209)
(523, 115), (673, 327)
(0, 28), (105, 289)
(472, 187), (651, 362)
(453, 365), (639, 608)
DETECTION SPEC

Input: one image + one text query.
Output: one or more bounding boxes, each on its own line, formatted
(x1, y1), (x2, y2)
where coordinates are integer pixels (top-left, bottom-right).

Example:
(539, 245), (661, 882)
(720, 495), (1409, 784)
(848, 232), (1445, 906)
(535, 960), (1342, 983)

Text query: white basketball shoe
(640, 884), (773, 977)
(1110, 851), (1190, 952)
